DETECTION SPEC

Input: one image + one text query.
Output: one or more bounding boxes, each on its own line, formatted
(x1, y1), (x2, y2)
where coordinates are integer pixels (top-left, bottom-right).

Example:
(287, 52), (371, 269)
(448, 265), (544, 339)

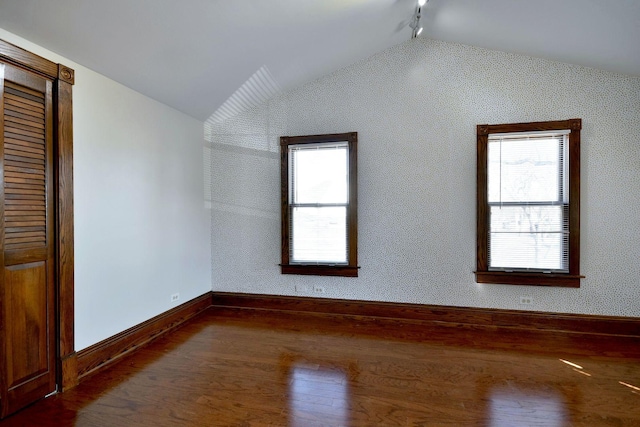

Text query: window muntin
(280, 133), (358, 277)
(476, 119), (582, 287)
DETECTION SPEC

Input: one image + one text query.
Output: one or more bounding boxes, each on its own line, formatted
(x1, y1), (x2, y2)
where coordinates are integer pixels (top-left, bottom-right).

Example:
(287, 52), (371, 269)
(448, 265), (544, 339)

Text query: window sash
(289, 143), (348, 205)
(290, 206), (348, 264)
(486, 132), (568, 273)
(488, 133), (567, 205)
(288, 142), (349, 264)
(488, 204), (569, 272)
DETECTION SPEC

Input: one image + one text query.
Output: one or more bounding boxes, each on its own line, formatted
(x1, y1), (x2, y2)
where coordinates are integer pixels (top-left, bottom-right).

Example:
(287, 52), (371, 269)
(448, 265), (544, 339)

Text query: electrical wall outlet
(313, 285), (326, 294)
(519, 296), (533, 305)
(171, 293), (180, 303)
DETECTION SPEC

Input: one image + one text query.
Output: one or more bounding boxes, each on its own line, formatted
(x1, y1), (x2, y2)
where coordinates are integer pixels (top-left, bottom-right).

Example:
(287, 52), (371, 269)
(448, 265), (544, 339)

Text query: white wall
(209, 38), (640, 317)
(0, 28), (212, 350)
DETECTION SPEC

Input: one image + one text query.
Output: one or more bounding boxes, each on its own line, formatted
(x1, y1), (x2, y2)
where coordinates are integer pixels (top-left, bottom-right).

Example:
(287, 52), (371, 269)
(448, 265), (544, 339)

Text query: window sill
(475, 271), (583, 288)
(280, 264), (359, 277)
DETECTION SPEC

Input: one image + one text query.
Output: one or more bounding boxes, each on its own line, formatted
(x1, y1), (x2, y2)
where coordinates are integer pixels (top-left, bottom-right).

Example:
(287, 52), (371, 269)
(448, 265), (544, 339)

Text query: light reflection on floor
(288, 363), (349, 427)
(619, 381), (640, 393)
(488, 387), (566, 427)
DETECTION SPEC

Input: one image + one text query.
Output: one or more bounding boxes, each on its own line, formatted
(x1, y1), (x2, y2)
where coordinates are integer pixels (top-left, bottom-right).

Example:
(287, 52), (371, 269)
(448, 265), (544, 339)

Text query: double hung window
(280, 132), (358, 277)
(476, 119), (582, 287)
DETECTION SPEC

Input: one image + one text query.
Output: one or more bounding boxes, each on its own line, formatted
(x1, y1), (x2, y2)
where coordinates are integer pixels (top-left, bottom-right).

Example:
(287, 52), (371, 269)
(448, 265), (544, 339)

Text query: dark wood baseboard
(60, 353), (78, 391)
(73, 291), (639, 384)
(211, 292), (640, 338)
(76, 292), (212, 381)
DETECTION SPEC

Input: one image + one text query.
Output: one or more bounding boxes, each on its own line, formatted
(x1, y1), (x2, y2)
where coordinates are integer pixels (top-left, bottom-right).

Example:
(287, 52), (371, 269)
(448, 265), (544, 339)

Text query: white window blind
(288, 142), (349, 264)
(487, 131), (569, 272)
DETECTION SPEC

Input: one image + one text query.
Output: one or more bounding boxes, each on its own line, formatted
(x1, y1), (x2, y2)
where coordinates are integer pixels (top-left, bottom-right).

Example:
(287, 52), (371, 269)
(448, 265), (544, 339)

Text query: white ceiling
(0, 0), (638, 121)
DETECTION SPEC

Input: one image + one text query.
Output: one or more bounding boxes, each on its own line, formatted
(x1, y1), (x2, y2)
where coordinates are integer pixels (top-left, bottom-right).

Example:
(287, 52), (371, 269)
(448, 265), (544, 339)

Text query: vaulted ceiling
(1, 0), (638, 121)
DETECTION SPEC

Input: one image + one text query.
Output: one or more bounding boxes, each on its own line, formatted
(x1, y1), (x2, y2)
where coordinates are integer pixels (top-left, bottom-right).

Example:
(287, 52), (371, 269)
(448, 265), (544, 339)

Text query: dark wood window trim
(280, 132), (358, 277)
(0, 38), (76, 387)
(476, 119), (582, 287)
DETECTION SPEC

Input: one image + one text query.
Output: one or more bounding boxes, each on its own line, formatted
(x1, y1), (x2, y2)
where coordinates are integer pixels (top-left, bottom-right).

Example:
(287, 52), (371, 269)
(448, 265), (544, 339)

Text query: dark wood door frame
(0, 39), (76, 392)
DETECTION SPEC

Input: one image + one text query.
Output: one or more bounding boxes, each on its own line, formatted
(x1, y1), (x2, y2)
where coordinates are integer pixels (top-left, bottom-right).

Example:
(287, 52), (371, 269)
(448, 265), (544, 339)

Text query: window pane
(489, 205), (567, 271)
(291, 207), (347, 263)
(291, 145), (348, 204)
(490, 205), (565, 233)
(488, 137), (562, 203)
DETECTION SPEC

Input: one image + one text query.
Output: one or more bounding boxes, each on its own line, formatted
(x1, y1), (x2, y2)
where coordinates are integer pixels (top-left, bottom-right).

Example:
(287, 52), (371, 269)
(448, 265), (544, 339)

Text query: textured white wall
(0, 28), (212, 350)
(210, 38), (640, 317)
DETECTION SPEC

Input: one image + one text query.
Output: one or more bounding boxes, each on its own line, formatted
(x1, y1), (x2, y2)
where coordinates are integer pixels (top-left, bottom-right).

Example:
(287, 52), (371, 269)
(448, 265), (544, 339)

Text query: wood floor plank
(1, 307), (639, 426)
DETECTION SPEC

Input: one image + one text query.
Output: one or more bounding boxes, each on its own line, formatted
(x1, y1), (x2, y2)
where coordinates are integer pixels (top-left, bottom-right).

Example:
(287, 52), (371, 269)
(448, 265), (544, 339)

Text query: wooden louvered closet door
(0, 62), (56, 416)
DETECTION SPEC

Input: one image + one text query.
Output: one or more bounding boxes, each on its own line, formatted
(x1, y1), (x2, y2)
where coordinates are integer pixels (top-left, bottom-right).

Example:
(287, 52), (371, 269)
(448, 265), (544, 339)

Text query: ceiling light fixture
(410, 0), (428, 39)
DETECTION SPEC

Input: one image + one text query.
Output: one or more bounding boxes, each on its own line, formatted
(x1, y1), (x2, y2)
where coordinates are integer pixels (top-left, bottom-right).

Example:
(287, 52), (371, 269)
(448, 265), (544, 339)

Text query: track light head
(409, 0), (425, 39)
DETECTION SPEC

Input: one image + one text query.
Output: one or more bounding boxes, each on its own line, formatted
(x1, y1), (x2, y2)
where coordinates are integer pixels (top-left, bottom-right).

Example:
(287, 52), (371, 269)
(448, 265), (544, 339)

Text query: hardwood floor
(2, 307), (639, 426)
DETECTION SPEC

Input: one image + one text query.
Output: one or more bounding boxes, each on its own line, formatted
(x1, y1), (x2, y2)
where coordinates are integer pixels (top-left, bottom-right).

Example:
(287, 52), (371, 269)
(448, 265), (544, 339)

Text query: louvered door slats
(5, 106), (45, 122)
(3, 80), (46, 251)
(5, 116), (45, 133)
(4, 95), (43, 111)
(5, 144), (44, 156)
(4, 138), (46, 150)
(5, 157), (43, 166)
(4, 168), (44, 176)
(5, 150), (45, 161)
